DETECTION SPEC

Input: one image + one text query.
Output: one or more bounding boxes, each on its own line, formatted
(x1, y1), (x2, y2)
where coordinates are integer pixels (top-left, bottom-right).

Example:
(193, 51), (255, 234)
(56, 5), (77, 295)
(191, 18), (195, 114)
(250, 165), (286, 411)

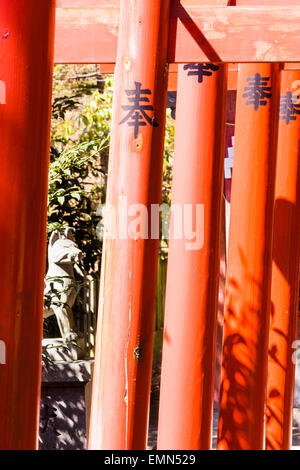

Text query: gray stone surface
(44, 229), (82, 341)
(39, 360), (92, 450)
(42, 360), (93, 383)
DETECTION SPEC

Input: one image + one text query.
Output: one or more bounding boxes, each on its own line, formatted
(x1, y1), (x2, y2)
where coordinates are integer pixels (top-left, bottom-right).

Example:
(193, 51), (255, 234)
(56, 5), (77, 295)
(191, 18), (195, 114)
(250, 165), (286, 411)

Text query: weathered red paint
(0, 0), (55, 449)
(157, 63), (227, 450)
(58, 0), (300, 6)
(88, 0), (170, 450)
(217, 64), (280, 450)
(54, 4), (300, 64)
(266, 70), (300, 450)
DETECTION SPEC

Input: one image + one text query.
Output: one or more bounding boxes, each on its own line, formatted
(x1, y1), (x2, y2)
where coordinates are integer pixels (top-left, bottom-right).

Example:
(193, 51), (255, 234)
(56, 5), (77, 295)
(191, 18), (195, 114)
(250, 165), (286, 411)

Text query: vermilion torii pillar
(217, 64), (280, 450)
(0, 0), (55, 449)
(266, 70), (300, 450)
(88, 0), (171, 450)
(157, 63), (227, 450)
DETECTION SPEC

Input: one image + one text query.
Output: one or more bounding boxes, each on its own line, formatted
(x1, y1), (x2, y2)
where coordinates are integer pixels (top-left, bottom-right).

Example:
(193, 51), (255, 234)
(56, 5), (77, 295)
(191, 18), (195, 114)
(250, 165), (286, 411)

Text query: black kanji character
(183, 63), (219, 83)
(279, 91), (300, 125)
(119, 81), (158, 138)
(243, 73), (272, 111)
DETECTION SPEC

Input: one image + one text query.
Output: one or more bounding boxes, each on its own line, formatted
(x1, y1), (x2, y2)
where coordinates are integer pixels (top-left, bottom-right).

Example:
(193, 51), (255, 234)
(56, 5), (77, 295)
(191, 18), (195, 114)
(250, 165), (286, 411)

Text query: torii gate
(0, 0), (300, 451)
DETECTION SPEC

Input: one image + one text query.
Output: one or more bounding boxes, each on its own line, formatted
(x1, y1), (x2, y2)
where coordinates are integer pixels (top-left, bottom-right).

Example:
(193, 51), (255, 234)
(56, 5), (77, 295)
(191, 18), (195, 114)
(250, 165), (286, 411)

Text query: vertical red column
(157, 63), (227, 450)
(217, 64), (280, 450)
(0, 0), (55, 449)
(88, 0), (170, 450)
(266, 70), (300, 450)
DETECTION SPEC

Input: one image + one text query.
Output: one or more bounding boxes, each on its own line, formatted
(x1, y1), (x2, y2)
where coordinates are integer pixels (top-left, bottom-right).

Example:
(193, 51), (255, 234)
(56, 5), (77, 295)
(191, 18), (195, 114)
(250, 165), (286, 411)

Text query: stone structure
(44, 229), (82, 345)
(39, 360), (93, 450)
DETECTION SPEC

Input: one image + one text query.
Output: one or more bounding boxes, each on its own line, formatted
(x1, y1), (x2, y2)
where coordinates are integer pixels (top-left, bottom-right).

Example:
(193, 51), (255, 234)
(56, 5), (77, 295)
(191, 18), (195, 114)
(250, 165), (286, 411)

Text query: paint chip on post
(0, 81), (6, 104)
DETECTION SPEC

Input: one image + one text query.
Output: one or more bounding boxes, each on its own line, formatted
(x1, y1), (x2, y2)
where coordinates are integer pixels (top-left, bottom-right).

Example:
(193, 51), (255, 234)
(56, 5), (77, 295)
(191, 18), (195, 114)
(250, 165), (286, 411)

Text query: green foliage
(48, 73), (113, 274)
(163, 108), (175, 206)
(48, 139), (108, 273)
(77, 82), (113, 144)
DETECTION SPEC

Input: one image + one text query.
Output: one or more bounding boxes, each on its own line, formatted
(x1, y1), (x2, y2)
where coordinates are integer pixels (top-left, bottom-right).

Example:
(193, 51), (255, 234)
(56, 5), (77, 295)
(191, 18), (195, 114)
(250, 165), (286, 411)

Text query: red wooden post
(217, 64), (280, 450)
(88, 0), (171, 450)
(0, 0), (55, 449)
(266, 70), (300, 450)
(157, 63), (227, 450)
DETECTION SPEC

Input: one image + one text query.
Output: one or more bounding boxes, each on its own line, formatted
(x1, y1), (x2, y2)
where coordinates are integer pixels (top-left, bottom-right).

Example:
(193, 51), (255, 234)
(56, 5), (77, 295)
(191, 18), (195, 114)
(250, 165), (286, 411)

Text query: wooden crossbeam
(54, 4), (300, 63)
(57, 1), (300, 6)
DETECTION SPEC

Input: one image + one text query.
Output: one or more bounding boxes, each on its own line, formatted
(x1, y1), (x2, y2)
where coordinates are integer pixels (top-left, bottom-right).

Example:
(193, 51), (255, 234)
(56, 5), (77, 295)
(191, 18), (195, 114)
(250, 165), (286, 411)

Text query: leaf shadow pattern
(218, 247), (269, 450)
(265, 197), (299, 449)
